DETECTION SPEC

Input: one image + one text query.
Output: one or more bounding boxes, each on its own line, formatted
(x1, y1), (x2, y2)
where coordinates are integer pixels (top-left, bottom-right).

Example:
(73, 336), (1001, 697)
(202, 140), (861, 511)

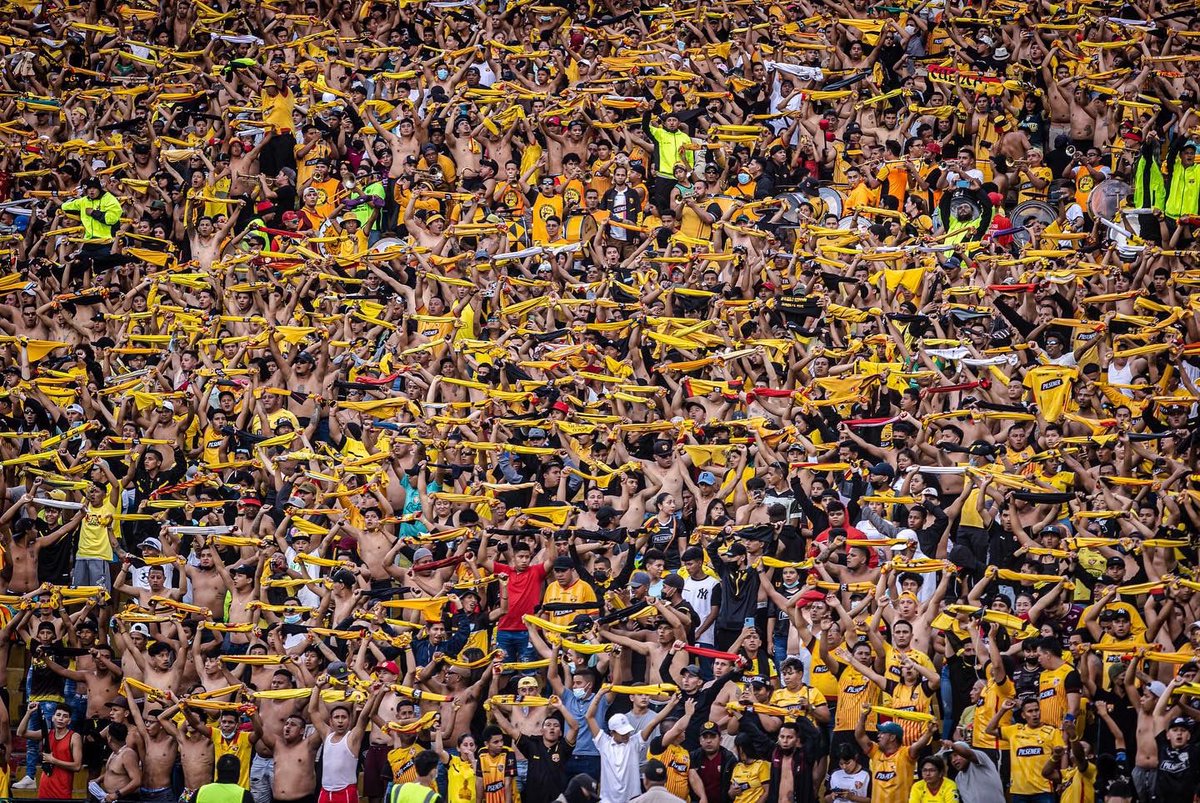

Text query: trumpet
(1065, 145), (1077, 157)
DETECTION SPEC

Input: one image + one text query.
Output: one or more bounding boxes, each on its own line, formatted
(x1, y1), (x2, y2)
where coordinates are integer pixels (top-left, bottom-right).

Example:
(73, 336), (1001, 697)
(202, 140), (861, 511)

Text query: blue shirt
(562, 691), (607, 757)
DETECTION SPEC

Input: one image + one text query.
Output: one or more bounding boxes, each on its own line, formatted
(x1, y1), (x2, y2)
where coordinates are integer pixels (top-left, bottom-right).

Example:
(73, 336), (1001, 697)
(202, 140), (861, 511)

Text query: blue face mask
(437, 68), (449, 80)
(284, 614), (302, 624)
(572, 687), (587, 699)
(737, 173), (751, 185)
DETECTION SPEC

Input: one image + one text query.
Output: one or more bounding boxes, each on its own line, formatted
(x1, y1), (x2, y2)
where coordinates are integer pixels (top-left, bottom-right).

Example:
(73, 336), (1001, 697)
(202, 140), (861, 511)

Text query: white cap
(608, 713), (635, 736)
(160, 399), (175, 412)
(1148, 681), (1168, 697)
(891, 528), (918, 551)
(130, 623), (150, 636)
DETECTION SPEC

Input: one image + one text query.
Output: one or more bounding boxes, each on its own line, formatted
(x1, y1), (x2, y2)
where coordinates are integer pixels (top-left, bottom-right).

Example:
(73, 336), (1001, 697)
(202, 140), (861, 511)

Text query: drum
(563, 213), (597, 244)
(779, 192), (811, 224)
(1011, 200), (1057, 247)
(1088, 179), (1132, 222)
(817, 186), (844, 220)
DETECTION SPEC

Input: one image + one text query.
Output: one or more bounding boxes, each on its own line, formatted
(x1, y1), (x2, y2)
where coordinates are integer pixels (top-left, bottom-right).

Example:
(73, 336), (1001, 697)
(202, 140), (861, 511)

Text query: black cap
(83, 177), (103, 190)
(700, 721), (720, 736)
(662, 574), (685, 590)
(726, 542), (747, 557)
(553, 556), (574, 571)
(1106, 556), (1126, 568)
(652, 439), (673, 456)
(1171, 716), (1194, 729)
(644, 760), (667, 783)
(681, 665), (702, 677)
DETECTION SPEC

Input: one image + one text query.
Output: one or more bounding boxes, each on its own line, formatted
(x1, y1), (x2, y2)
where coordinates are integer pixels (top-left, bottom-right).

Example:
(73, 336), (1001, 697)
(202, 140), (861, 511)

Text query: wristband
(1064, 713), (1076, 722)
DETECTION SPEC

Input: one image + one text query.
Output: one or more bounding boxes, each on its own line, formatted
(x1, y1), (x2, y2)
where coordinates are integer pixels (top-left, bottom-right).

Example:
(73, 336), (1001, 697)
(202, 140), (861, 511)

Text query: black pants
(651, 174), (675, 214)
(260, 135), (297, 176)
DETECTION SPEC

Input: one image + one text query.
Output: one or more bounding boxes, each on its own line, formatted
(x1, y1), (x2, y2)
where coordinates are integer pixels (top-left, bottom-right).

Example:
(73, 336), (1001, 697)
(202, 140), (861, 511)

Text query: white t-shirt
(828, 768), (870, 803)
(596, 731), (647, 803)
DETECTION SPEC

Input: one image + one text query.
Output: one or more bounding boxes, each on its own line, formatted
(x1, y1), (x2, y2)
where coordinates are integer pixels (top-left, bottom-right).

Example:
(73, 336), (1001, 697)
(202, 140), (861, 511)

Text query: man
(543, 555), (600, 628)
(587, 692), (679, 803)
(182, 706), (260, 790)
(767, 721), (815, 803)
(312, 682), (379, 803)
(390, 750), (442, 803)
(259, 712), (321, 803)
(939, 740), (1005, 803)
(854, 713), (934, 803)
(197, 755), (254, 803)
(59, 177), (123, 271)
(494, 696), (578, 803)
(1035, 637), (1081, 730)
(986, 697), (1065, 803)
(689, 720), (736, 803)
(16, 702), (82, 800)
(89, 721), (142, 803)
(477, 726), (517, 803)
(486, 540), (551, 662)
(631, 760), (682, 803)
(680, 547), (721, 657)
(1155, 716), (1200, 803)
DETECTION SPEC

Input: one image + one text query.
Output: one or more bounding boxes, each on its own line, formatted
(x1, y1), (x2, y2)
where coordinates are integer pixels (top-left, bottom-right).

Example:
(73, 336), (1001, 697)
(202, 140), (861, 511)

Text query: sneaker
(12, 776), (37, 790)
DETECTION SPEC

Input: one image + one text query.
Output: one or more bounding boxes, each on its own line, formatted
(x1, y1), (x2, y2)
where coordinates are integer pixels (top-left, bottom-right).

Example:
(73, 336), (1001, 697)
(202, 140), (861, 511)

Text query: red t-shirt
(493, 561), (547, 631)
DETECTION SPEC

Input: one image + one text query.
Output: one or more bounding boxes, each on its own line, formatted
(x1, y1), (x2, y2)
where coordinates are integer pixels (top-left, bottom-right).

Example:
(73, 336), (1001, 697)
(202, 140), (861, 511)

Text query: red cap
(552, 401), (570, 413)
(796, 589), (826, 608)
(240, 496), (262, 507)
(379, 660), (400, 675)
(282, 211), (300, 223)
(256, 201), (273, 213)
(336, 535), (357, 551)
(987, 192), (1004, 206)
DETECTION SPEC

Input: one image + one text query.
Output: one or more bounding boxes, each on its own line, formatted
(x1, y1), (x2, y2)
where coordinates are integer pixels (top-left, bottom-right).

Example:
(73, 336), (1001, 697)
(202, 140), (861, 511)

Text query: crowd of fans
(1, 0), (1200, 802)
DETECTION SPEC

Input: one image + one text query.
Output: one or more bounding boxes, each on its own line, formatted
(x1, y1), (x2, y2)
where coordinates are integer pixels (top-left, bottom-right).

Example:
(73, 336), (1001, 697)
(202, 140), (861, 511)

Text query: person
(986, 698), (1065, 803)
(197, 755), (255, 803)
(391, 750), (444, 803)
(938, 741), (1003, 803)
(631, 760), (684, 803)
(855, 714), (934, 803)
(16, 701), (81, 800)
(906, 755), (957, 803)
(588, 692), (677, 803)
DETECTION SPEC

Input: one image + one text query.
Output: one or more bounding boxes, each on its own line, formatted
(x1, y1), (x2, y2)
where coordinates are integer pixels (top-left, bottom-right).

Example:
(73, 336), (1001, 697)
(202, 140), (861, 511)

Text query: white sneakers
(12, 775), (37, 790)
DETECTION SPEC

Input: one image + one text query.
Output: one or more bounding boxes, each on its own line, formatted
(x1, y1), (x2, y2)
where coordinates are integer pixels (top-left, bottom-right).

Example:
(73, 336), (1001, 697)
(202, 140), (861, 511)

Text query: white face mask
(904, 24), (916, 34)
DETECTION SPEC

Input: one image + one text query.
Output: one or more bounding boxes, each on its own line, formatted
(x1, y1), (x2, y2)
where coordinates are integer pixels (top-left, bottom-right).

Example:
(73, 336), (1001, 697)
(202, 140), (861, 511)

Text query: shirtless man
(488, 673), (551, 737)
(369, 111), (422, 169)
(91, 722), (142, 803)
(157, 702), (215, 797)
(113, 562), (184, 608)
(600, 608), (689, 685)
(127, 627), (190, 696)
(260, 711), (321, 803)
(129, 698), (179, 803)
(183, 545), (231, 619)
(542, 119), (591, 176)
(415, 657), (495, 744)
(188, 202), (245, 270)
(213, 561), (260, 651)
(229, 134), (272, 196)
(445, 116), (485, 178)
(341, 505), (399, 584)
(0, 486), (80, 593)
(43, 643), (123, 718)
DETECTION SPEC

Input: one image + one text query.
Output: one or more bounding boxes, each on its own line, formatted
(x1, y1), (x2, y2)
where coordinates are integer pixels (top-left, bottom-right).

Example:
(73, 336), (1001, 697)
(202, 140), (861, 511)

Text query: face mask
(436, 68), (449, 80)
(566, 661), (578, 675)
(737, 173), (751, 185)
(904, 24), (916, 34)
(572, 687), (587, 699)
(594, 571), (609, 581)
(782, 581), (800, 592)
(284, 614), (301, 624)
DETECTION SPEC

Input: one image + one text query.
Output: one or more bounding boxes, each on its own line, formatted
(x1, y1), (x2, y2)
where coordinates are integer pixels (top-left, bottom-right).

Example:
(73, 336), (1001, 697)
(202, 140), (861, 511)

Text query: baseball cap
(327, 661), (350, 680)
(630, 571), (651, 588)
(891, 528), (918, 551)
(608, 713), (635, 735)
(681, 665), (703, 677)
(282, 211), (300, 223)
(378, 661), (400, 676)
(160, 399), (175, 412)
(726, 542), (747, 557)
(697, 471), (717, 486)
(1106, 556), (1126, 567)
(878, 722), (904, 737)
(870, 462), (895, 478)
(699, 720), (720, 736)
(130, 624), (150, 636)
(662, 574), (685, 590)
(1148, 681), (1168, 697)
(517, 676), (540, 690)
(1170, 716), (1194, 730)
(528, 427), (547, 439)
(140, 537), (163, 551)
(553, 556), (574, 571)
(643, 760), (667, 783)
(66, 403), (85, 415)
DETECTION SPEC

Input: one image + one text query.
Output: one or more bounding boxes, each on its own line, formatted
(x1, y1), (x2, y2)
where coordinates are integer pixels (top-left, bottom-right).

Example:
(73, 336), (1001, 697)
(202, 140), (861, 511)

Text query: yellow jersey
(79, 499), (117, 561)
(867, 743), (916, 803)
(646, 742), (690, 799)
(1059, 762), (1097, 803)
(211, 730), (253, 789)
(907, 778), (960, 803)
(731, 759), (770, 803)
(477, 749), (516, 803)
(1000, 724), (1064, 795)
(541, 579), (598, 628)
(1037, 663), (1080, 728)
(972, 673), (1014, 750)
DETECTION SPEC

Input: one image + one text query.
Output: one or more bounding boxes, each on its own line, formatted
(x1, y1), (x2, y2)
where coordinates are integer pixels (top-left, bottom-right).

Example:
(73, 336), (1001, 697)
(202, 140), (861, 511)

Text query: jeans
(565, 754), (601, 783)
(250, 755), (274, 803)
(497, 630), (534, 663)
(25, 700), (62, 779)
(772, 632), (789, 671)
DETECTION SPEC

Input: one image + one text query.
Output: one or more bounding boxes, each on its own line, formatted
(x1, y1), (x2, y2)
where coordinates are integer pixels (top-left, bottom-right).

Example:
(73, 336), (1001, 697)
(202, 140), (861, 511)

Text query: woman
(907, 755), (958, 803)
(436, 731), (478, 803)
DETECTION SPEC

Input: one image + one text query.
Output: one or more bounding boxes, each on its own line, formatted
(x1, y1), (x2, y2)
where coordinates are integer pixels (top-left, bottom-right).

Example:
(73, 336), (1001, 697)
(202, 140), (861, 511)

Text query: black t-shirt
(1156, 731), (1200, 800)
(517, 734), (574, 803)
